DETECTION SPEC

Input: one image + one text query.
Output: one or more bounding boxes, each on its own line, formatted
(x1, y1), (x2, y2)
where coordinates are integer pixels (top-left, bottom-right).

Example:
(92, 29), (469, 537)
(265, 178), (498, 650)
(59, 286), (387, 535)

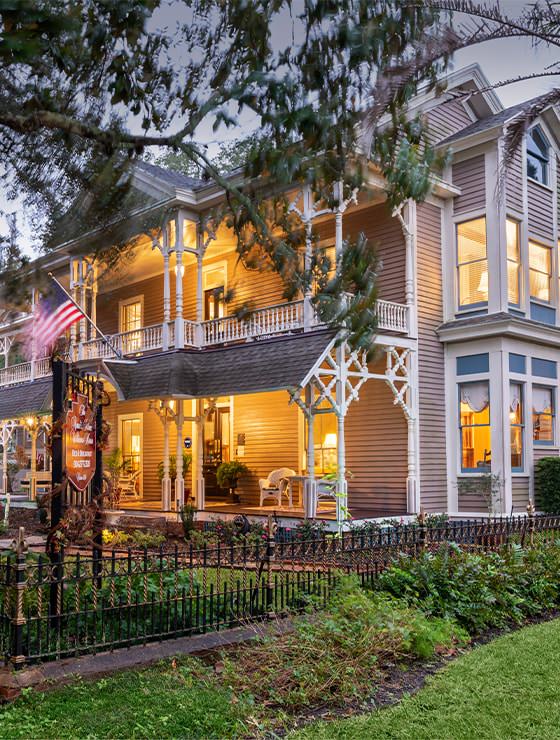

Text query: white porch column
(29, 425), (38, 501)
(161, 411), (172, 511)
(304, 386), (316, 518)
(334, 181), (344, 261)
(77, 259), (87, 350)
(70, 259), (79, 356)
(175, 399), (185, 510)
(90, 263), (98, 343)
(192, 398), (205, 509)
(195, 248), (204, 348)
(406, 348), (420, 514)
(162, 235), (171, 351)
(174, 214), (185, 349)
(335, 344), (348, 526)
(303, 186), (314, 331)
(30, 289), (37, 381)
(1, 424), (8, 496)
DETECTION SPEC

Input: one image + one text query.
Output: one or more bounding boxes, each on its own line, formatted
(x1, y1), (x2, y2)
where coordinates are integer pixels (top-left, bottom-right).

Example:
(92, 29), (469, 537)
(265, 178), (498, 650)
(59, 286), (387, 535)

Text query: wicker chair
(259, 467), (297, 507)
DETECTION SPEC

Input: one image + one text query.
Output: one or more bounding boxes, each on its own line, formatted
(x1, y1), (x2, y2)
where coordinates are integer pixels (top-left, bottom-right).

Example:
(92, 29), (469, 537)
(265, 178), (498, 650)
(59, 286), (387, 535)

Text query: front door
(203, 404), (230, 499)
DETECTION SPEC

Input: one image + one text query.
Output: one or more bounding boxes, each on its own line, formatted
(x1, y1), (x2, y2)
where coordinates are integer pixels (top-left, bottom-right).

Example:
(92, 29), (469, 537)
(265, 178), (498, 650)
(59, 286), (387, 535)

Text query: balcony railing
(0, 299), (409, 387)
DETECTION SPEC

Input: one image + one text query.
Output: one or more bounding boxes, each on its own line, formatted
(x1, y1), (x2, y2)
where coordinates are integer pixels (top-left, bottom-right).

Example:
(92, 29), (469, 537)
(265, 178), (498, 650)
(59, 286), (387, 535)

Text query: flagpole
(47, 272), (123, 359)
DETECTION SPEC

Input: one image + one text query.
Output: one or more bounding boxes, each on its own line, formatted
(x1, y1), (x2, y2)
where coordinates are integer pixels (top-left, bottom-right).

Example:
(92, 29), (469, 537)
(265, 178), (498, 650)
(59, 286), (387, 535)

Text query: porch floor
(118, 498), (337, 520)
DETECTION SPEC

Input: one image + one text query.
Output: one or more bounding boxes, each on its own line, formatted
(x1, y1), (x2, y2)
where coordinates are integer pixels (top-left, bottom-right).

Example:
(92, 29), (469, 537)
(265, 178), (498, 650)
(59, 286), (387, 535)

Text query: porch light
(25, 416), (38, 431)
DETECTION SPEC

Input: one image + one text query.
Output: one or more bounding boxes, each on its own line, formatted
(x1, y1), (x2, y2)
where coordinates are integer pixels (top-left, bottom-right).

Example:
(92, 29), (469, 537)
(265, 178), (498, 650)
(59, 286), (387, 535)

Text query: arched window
(527, 126), (550, 185)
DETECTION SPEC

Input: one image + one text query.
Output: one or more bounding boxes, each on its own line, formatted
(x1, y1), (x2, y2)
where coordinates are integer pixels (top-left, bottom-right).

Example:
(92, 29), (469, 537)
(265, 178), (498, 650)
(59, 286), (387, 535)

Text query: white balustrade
(375, 299), (409, 334)
(202, 301), (305, 346)
(0, 300), (409, 387)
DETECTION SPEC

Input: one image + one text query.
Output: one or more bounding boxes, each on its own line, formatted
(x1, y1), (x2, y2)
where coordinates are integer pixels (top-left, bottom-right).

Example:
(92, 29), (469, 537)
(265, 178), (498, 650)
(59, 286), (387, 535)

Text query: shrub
(222, 576), (465, 712)
(180, 504), (197, 540)
(372, 543), (560, 634)
(535, 456), (560, 513)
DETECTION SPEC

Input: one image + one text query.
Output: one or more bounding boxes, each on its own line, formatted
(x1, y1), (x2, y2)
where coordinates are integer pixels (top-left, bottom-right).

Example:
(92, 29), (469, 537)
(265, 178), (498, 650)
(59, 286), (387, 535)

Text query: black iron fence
(2, 513), (560, 667)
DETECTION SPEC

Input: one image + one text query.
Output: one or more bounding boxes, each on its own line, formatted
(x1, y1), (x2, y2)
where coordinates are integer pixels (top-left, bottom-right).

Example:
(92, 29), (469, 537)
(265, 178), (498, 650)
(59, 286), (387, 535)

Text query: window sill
(527, 176), (554, 193)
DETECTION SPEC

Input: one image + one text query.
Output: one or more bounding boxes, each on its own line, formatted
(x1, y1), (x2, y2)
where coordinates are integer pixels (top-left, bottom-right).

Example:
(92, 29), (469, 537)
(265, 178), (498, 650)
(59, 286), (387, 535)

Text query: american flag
(33, 282), (85, 353)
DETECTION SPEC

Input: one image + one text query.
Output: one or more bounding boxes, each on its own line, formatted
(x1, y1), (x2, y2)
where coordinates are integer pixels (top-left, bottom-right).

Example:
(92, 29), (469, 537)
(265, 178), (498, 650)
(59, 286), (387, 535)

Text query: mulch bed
(5, 507), (47, 539)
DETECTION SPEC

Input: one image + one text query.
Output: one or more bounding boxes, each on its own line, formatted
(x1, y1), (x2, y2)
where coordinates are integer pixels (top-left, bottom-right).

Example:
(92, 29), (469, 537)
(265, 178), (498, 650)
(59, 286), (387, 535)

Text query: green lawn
(0, 657), (256, 739)
(294, 617), (560, 740)
(2, 618), (560, 739)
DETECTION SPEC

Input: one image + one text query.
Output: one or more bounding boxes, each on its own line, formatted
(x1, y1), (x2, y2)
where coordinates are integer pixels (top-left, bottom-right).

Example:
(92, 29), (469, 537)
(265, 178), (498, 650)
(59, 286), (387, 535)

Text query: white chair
(316, 478), (337, 507)
(259, 467), (297, 507)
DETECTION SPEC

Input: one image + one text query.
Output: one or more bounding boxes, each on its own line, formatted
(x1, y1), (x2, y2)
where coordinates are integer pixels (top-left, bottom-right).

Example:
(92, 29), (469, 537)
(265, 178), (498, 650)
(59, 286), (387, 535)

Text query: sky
(1, 0), (559, 257)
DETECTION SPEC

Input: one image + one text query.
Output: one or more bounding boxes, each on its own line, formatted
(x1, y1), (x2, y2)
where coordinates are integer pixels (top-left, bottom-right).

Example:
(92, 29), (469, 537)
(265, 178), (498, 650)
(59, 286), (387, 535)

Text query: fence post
(527, 502), (535, 548)
(11, 527), (28, 668)
(266, 515), (277, 614)
(417, 508), (427, 555)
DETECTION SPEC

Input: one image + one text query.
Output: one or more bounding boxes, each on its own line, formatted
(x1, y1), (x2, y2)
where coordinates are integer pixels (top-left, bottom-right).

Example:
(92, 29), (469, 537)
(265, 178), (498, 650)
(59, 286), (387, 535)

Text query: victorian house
(1, 63), (559, 524)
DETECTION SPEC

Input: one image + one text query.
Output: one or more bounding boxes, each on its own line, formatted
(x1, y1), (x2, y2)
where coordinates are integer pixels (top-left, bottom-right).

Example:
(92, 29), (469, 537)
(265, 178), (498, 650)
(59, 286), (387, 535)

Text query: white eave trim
(437, 315), (560, 349)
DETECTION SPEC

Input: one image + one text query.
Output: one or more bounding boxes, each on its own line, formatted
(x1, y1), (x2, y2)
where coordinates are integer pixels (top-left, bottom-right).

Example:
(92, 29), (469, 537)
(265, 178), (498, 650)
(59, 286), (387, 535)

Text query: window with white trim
(509, 383), (524, 471)
(529, 241), (552, 303)
(459, 381), (491, 472)
(527, 126), (550, 185)
(533, 385), (555, 444)
(506, 219), (520, 306)
(457, 217), (488, 308)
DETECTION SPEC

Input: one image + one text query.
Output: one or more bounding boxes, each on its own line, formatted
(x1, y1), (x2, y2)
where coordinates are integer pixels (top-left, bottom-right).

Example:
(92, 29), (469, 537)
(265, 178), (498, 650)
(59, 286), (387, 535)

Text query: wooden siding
(457, 478), (488, 513)
(103, 393), (186, 503)
(416, 203), (447, 512)
(528, 179), (554, 241)
(534, 446), (559, 464)
(425, 99), (473, 144)
(452, 155), (486, 215)
(346, 360), (408, 516)
(233, 391), (300, 505)
(512, 477), (530, 513)
(97, 250), (288, 335)
(314, 202), (406, 304)
(506, 146), (524, 214)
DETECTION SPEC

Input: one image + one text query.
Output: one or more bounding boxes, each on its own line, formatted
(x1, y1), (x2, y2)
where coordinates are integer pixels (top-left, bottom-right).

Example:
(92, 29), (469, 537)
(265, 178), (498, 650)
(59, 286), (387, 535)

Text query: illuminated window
(457, 218), (488, 308)
(203, 266), (226, 321)
(121, 417), (142, 473)
(509, 383), (524, 471)
(119, 297), (143, 353)
(533, 386), (555, 444)
(527, 126), (549, 185)
(459, 381), (491, 472)
(304, 413), (338, 474)
(529, 242), (551, 302)
(506, 220), (520, 306)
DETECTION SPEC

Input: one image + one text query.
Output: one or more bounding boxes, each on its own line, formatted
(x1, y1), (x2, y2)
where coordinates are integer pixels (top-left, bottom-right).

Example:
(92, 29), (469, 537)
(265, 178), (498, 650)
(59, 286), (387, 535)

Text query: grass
(0, 657), (256, 739)
(294, 617), (560, 739)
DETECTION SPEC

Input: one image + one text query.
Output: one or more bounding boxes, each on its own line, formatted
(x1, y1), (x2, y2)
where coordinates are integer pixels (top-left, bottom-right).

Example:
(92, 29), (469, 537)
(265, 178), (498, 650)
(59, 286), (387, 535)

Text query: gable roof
(440, 93), (551, 146)
(134, 161), (206, 191)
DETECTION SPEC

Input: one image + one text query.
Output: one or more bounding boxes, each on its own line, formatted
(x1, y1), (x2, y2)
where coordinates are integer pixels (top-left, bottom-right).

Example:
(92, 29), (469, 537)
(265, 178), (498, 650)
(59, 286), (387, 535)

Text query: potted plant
(104, 448), (132, 508)
(216, 460), (249, 503)
(157, 453), (192, 483)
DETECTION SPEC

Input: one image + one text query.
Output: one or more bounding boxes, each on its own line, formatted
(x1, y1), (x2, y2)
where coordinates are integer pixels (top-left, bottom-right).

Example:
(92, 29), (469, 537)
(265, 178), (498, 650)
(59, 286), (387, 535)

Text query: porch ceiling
(0, 377), (52, 420)
(104, 330), (337, 400)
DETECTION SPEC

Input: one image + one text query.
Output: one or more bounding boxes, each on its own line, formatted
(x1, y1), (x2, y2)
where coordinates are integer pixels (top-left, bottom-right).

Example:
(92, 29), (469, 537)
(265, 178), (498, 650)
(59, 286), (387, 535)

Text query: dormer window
(527, 126), (550, 185)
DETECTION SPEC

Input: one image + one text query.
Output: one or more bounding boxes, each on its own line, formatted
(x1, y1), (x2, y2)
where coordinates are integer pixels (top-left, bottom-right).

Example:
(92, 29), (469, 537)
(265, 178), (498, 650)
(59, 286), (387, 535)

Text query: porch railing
(0, 298), (410, 387)
(202, 300), (305, 346)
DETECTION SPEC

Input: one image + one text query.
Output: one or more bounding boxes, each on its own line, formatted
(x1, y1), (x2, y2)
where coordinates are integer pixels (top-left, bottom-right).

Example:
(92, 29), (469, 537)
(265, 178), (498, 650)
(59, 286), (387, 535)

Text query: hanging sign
(65, 391), (96, 491)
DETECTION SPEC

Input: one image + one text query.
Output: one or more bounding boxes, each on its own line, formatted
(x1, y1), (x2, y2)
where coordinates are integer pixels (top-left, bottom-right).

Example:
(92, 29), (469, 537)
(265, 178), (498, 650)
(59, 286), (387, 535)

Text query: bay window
(457, 217), (488, 308)
(506, 219), (520, 306)
(533, 386), (555, 444)
(509, 383), (524, 471)
(459, 381), (491, 472)
(529, 241), (552, 302)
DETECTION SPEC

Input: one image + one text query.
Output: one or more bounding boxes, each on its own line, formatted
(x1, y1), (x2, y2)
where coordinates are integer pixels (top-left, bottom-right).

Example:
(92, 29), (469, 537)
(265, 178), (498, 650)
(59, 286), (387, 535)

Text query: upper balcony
(0, 297), (409, 388)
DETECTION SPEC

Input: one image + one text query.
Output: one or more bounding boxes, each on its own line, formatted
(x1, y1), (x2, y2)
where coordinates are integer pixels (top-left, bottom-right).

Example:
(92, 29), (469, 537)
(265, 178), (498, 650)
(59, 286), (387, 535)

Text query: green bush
(535, 456), (560, 513)
(372, 543), (560, 634)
